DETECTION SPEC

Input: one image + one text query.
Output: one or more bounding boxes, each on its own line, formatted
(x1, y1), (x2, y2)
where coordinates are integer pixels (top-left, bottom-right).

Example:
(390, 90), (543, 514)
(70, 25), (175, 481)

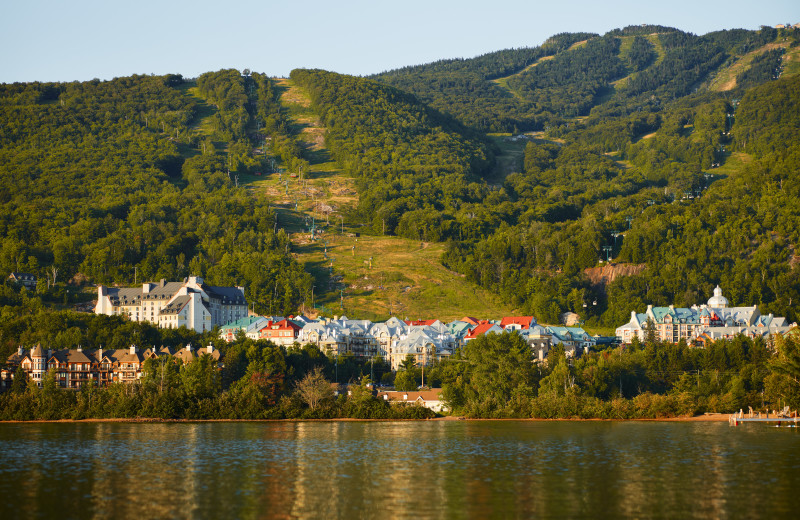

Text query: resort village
(1, 276), (795, 396)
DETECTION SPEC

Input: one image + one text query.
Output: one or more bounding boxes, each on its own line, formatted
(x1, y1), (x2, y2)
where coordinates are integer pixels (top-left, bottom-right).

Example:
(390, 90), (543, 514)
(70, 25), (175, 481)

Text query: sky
(1, 0), (798, 83)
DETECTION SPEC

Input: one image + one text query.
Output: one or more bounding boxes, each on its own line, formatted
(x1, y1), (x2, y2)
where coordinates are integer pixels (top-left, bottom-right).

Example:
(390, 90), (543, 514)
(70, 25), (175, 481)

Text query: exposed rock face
(560, 312), (581, 326)
(584, 262), (646, 288)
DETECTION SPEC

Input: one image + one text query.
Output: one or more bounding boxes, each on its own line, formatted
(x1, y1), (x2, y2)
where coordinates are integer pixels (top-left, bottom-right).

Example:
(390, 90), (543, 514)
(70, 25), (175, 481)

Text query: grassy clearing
(707, 42), (792, 92)
(247, 78), (518, 321)
(293, 234), (518, 322)
(490, 53), (559, 99)
(780, 45), (800, 77)
(176, 79), (512, 322)
(645, 34), (666, 66)
(611, 34), (666, 90)
(182, 83), (218, 140)
(711, 151), (752, 177)
(490, 40), (588, 92)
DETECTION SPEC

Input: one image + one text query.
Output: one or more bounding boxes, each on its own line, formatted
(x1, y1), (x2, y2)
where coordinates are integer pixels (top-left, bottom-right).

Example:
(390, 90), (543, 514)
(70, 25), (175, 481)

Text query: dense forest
(290, 69), (496, 239)
(0, 72), (312, 321)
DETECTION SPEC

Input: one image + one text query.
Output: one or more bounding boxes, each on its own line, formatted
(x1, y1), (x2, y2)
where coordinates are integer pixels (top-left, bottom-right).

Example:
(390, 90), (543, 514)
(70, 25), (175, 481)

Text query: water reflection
(0, 421), (797, 519)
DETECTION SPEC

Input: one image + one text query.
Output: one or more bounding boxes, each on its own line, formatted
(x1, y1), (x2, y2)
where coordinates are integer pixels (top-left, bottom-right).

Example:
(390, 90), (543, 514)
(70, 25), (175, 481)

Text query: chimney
(186, 344), (192, 352)
(129, 345), (136, 355)
(17, 346), (23, 356)
(77, 345), (82, 352)
(207, 344), (214, 354)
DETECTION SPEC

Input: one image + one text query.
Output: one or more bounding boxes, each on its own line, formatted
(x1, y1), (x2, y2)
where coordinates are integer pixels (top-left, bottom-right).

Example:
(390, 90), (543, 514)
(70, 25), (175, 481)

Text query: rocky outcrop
(584, 262), (646, 288)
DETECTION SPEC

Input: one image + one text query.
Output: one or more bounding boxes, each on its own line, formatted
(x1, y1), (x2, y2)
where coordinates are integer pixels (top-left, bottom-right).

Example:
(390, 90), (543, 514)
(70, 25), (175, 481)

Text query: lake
(0, 420), (797, 519)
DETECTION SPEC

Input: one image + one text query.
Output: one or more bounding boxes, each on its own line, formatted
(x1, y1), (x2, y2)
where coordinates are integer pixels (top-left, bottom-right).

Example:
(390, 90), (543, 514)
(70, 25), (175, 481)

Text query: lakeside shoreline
(0, 413), (732, 424)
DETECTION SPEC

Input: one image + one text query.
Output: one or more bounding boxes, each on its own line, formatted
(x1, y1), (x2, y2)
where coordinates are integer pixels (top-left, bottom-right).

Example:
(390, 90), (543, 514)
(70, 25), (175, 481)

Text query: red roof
(500, 316), (535, 329)
(405, 319), (438, 326)
(465, 322), (499, 339)
(460, 316), (480, 325)
(258, 319), (301, 332)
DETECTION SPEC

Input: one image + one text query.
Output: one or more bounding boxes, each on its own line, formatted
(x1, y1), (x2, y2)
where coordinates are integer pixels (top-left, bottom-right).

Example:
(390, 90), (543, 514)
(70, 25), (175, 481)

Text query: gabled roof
(465, 322), (503, 339)
(500, 316), (536, 329)
(160, 295), (191, 315)
(220, 316), (269, 334)
(67, 350), (92, 363)
(377, 390), (443, 402)
(258, 319), (301, 332)
(141, 282), (185, 300)
(108, 287), (145, 305)
(142, 345), (174, 358)
(115, 350), (143, 364)
(405, 319), (438, 327)
(9, 272), (36, 281)
(547, 326), (591, 341)
(384, 317), (406, 328)
(6, 350), (26, 364)
(173, 348), (196, 364)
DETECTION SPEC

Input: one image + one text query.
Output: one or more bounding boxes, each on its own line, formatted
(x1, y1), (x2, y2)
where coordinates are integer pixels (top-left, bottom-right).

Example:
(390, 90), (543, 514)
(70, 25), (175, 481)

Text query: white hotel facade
(95, 276), (247, 333)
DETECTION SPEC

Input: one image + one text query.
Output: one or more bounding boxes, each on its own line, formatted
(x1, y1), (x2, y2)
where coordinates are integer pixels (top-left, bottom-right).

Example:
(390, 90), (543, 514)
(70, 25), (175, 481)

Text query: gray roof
(206, 285), (246, 305)
(108, 287), (145, 305)
(160, 295), (191, 315)
(141, 282), (185, 301)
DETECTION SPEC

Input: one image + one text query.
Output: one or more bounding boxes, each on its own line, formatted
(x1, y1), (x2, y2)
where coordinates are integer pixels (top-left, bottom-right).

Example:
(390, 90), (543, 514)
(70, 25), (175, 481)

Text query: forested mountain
(2, 23), (799, 347)
(0, 72), (312, 319)
(372, 25), (791, 132)
(370, 24), (800, 326)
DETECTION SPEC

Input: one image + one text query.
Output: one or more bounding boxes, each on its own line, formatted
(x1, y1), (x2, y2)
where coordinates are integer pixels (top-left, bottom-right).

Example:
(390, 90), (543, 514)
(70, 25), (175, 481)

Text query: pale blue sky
(1, 0), (798, 83)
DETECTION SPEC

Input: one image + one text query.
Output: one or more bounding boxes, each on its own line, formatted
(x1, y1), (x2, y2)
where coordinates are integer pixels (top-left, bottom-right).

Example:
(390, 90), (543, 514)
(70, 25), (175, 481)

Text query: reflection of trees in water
(3, 422), (799, 518)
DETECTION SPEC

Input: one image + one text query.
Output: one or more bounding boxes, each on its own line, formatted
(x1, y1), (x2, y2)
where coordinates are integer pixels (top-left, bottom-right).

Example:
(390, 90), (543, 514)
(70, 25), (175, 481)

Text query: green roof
(220, 316), (262, 331)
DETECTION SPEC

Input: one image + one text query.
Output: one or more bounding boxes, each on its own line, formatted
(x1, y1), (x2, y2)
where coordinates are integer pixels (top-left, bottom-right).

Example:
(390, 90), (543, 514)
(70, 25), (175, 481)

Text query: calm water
(0, 420), (798, 519)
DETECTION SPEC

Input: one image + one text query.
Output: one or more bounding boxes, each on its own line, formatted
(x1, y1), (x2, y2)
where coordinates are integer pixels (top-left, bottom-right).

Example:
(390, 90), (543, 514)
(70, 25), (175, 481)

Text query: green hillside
(1, 23), (800, 348)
